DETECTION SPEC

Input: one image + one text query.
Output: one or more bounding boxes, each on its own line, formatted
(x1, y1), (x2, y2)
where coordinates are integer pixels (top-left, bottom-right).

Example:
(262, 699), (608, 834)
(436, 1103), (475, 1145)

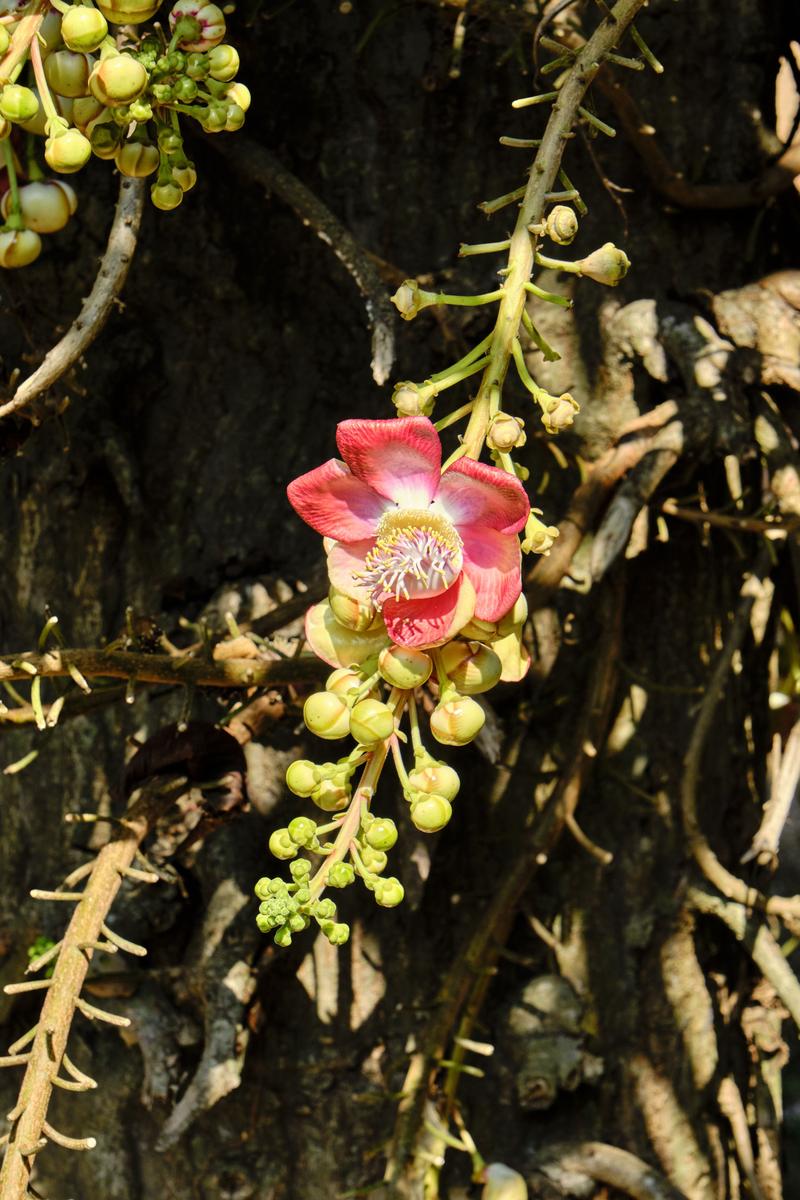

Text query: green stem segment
(1, 137), (22, 230)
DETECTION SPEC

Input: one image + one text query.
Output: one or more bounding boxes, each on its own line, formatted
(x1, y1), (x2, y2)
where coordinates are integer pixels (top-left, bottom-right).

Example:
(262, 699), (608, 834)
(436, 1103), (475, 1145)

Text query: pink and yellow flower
(287, 417), (530, 651)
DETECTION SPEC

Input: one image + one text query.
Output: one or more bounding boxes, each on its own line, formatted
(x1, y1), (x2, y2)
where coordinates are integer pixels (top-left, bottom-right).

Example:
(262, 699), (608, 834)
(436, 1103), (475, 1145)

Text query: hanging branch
(0, 778), (183, 1200)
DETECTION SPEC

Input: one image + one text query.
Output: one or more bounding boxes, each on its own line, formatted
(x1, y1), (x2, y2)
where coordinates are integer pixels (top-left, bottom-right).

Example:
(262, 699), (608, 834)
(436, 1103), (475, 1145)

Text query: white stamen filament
(356, 509), (462, 606)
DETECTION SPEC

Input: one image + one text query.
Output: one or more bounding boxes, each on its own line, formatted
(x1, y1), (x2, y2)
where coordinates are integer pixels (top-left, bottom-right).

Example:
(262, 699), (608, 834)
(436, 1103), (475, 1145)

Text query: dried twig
(741, 722), (800, 867)
(0, 178), (146, 424)
(550, 1141), (688, 1200)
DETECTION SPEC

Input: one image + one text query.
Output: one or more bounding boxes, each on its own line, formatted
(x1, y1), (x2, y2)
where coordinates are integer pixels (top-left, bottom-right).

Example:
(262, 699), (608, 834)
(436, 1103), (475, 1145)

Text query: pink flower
(287, 417), (530, 649)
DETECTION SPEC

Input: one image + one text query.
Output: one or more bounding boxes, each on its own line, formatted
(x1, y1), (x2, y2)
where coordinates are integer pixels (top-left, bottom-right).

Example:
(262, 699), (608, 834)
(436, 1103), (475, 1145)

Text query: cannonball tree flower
(287, 417), (530, 652)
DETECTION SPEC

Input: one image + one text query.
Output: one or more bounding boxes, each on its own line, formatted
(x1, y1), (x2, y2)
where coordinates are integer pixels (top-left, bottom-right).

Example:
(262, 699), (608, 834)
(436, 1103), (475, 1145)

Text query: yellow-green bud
(349, 698), (394, 748)
(225, 82), (251, 111)
(482, 1163), (528, 1200)
(268, 828), (297, 860)
(540, 392), (579, 435)
(285, 759), (318, 797)
(378, 645), (432, 689)
(487, 412), (526, 453)
(89, 54), (148, 106)
(96, 0), (159, 22)
(1, 180), (77, 234)
(411, 794), (452, 833)
(224, 102), (245, 132)
(328, 862), (356, 888)
(150, 180), (183, 211)
(61, 5), (109, 52)
(365, 818), (397, 851)
(391, 279), (425, 320)
(545, 204), (579, 246)
(207, 42), (239, 81)
(430, 696), (485, 746)
(45, 50), (93, 99)
(328, 586), (379, 632)
(0, 85), (39, 123)
(325, 666), (363, 696)
(0, 229), (42, 269)
(45, 129), (92, 173)
(172, 162), (197, 192)
(314, 898), (336, 919)
(374, 876), (404, 907)
(273, 924), (293, 947)
(90, 119), (122, 159)
(438, 641), (502, 695)
(287, 816), (317, 846)
(303, 691), (351, 739)
(408, 762), (460, 802)
(361, 845), (388, 873)
(38, 9), (64, 52)
(115, 141), (159, 178)
(578, 242), (631, 287)
(391, 381), (435, 417)
(311, 778), (349, 812)
(72, 94), (105, 132)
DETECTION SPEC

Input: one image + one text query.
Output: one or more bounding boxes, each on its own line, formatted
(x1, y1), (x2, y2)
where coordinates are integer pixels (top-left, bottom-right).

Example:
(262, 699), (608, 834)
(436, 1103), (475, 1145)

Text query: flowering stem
(460, 0), (649, 462)
(434, 399), (474, 433)
(534, 250), (581, 274)
(408, 692), (425, 759)
(0, 1), (43, 86)
(429, 333), (492, 383)
(429, 288), (504, 308)
(29, 35), (59, 128)
(1, 138), (23, 230)
(390, 733), (411, 791)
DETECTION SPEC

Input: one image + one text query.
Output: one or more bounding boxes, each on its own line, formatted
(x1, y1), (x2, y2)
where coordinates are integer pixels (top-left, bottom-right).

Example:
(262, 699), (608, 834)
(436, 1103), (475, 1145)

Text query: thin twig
(0, 179), (145, 424)
(741, 722), (800, 867)
(551, 1141), (688, 1200)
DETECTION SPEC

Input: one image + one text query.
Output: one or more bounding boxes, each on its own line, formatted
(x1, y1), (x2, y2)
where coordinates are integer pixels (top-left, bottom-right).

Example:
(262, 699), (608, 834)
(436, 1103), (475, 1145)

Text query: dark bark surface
(2, 1), (800, 1197)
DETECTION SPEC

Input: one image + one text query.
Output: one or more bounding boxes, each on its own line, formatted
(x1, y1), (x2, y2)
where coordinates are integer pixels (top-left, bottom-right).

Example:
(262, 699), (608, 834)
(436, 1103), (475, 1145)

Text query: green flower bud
(115, 140), (159, 178)
(378, 645), (432, 689)
(288, 912), (309, 933)
(360, 845), (388, 873)
(328, 862), (355, 888)
(150, 180), (183, 211)
(268, 828), (297, 860)
(287, 816), (317, 847)
(325, 666), (363, 696)
(0, 85), (39, 123)
(128, 98), (153, 122)
(327, 922), (350, 945)
(328, 586), (379, 633)
(439, 641), (502, 695)
(374, 876), (404, 908)
(174, 75), (199, 102)
(96, 0), (160, 23)
(186, 51), (209, 78)
(158, 128), (183, 154)
(0, 26), (9, 56)
(45, 128), (92, 173)
(110, 104), (131, 125)
(202, 101), (228, 133)
(411, 794), (452, 833)
(255, 913), (271, 933)
(273, 924), (293, 947)
(72, 94), (105, 132)
(61, 5), (109, 53)
(254, 876), (273, 900)
(391, 381), (435, 417)
(311, 778), (350, 812)
(349, 698), (394, 748)
(430, 696), (485, 746)
(90, 54), (148, 105)
(207, 42), (239, 81)
(168, 50), (188, 71)
(545, 204), (579, 246)
(578, 242), (631, 287)
(225, 82), (250, 111)
(304, 691), (351, 740)
(487, 412), (526, 453)
(289, 858), (311, 881)
(90, 120), (121, 159)
(151, 83), (174, 103)
(224, 102), (245, 132)
(38, 8), (64, 52)
(365, 817), (398, 851)
(286, 759), (319, 797)
(314, 898), (336, 919)
(0, 229), (42, 269)
(1, 180), (77, 234)
(408, 762), (460, 801)
(45, 50), (93, 99)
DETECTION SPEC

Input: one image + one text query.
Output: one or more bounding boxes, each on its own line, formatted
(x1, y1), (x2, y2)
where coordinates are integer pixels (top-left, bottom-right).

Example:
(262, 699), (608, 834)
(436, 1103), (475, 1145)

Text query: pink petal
(460, 524), (522, 622)
(327, 539), (375, 602)
(383, 572), (476, 649)
(336, 417), (441, 508)
(436, 457), (530, 534)
(287, 459), (390, 541)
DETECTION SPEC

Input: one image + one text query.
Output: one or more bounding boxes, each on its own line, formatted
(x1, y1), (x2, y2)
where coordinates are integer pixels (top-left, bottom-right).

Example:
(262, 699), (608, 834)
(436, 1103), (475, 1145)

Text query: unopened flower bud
(1, 180), (77, 234)
(286, 759), (318, 797)
(169, 0), (226, 50)
(325, 666), (363, 696)
(129, 98), (153, 122)
(287, 816), (317, 846)
(72, 94), (105, 131)
(150, 180), (183, 210)
(579, 242), (630, 287)
(545, 204), (579, 246)
(521, 512), (559, 556)
(224, 102), (245, 132)
(289, 858), (311, 881)
(61, 5), (109, 52)
(314, 897), (336, 919)
(408, 762), (460, 802)
(487, 412), (526, 452)
(392, 381), (435, 417)
(96, 0), (160, 22)
(328, 862), (356, 888)
(303, 691), (351, 740)
(115, 141), (159, 178)
(0, 229), (41, 269)
(361, 845), (388, 873)
(411, 794), (452, 833)
(326, 921), (350, 945)
(365, 818), (398, 851)
(208, 42), (239, 80)
(460, 617), (498, 640)
(172, 162), (197, 191)
(90, 120), (122, 159)
(349, 698), (394, 748)
(328, 586), (379, 632)
(378, 645), (432, 689)
(540, 392), (579, 435)
(173, 76), (198, 102)
(482, 1163), (528, 1200)
(45, 50), (93, 98)
(45, 128), (91, 173)
(391, 279), (427, 320)
(89, 54), (148, 105)
(374, 876), (404, 907)
(311, 778), (349, 812)
(38, 9), (64, 52)
(202, 101), (228, 133)
(439, 641), (502, 695)
(430, 695), (485, 746)
(225, 82), (251, 111)
(273, 923), (293, 947)
(268, 828), (297, 860)
(186, 51), (209, 78)
(0, 85), (39, 123)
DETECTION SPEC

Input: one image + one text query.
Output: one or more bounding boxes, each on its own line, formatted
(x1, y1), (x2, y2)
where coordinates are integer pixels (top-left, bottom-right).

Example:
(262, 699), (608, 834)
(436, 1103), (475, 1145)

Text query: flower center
(356, 509), (463, 606)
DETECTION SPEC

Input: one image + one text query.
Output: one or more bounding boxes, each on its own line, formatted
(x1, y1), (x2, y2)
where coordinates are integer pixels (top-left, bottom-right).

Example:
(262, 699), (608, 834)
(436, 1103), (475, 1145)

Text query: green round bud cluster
(328, 862), (356, 888)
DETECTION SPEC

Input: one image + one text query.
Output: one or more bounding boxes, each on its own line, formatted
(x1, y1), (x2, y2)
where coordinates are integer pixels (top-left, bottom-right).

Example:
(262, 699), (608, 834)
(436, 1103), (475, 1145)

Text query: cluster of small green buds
(404, 749), (461, 833)
(286, 756), (355, 812)
(254, 860), (349, 947)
